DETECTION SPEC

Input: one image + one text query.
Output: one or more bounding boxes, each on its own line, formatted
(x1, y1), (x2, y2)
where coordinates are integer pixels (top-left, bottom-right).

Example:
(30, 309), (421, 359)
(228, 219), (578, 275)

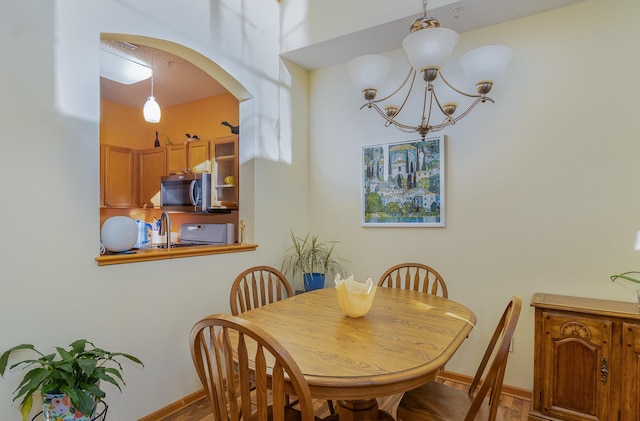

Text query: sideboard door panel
(541, 311), (612, 421)
(621, 323), (640, 421)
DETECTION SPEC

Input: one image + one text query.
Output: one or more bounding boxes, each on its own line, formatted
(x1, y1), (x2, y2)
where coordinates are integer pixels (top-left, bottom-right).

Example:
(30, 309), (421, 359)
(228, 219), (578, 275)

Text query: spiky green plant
(281, 231), (347, 279)
(610, 271), (640, 284)
(0, 339), (143, 421)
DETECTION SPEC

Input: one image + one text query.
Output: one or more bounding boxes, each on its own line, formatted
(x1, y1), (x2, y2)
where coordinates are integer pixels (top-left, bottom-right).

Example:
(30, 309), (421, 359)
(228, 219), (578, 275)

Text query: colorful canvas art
(362, 136), (445, 227)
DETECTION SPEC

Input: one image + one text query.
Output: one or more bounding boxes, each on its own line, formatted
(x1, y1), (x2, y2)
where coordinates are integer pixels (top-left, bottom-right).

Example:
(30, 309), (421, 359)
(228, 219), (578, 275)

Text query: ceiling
(100, 41), (228, 109)
(101, 0), (584, 109)
(282, 0), (585, 70)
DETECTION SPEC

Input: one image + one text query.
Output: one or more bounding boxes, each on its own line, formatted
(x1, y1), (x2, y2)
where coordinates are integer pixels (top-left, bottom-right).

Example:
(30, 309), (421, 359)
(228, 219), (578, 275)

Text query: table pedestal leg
(335, 399), (395, 421)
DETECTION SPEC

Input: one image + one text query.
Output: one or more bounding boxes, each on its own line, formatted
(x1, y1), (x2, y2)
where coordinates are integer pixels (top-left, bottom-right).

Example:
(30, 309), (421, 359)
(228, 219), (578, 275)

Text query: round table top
(237, 287), (476, 400)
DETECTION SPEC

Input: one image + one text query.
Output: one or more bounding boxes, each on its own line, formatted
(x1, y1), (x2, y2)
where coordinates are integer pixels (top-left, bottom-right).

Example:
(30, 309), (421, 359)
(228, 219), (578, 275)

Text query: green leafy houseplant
(281, 231), (347, 284)
(0, 339), (143, 421)
(610, 271), (640, 308)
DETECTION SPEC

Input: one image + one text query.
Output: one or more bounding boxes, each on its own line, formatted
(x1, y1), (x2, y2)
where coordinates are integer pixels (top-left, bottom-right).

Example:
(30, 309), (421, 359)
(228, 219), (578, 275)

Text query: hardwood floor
(149, 376), (531, 421)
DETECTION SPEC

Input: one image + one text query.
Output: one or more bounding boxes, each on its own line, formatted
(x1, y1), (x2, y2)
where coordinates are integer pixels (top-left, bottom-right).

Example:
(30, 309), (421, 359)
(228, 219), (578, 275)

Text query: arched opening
(99, 34), (252, 260)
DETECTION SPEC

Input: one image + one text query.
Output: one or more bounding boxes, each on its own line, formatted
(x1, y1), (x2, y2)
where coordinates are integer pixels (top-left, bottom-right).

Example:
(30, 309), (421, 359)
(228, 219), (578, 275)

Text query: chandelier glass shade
(347, 2), (512, 139)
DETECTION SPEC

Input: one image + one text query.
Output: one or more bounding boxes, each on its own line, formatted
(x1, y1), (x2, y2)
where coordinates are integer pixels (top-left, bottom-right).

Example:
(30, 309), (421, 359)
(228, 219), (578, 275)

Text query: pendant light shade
(143, 95), (161, 123)
(143, 68), (161, 123)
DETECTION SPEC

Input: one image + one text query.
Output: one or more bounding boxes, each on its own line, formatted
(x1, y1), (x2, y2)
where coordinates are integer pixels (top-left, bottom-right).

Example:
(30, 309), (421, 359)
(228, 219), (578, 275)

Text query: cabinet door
(166, 144), (186, 175)
(540, 311), (612, 421)
(139, 148), (166, 208)
(102, 145), (134, 207)
(213, 136), (238, 208)
(621, 323), (640, 421)
(187, 140), (211, 173)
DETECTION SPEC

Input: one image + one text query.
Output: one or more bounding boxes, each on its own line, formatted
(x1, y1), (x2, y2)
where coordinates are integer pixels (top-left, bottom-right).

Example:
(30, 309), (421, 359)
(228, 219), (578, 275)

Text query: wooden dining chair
(229, 266), (337, 415)
(190, 313), (320, 421)
(396, 295), (522, 421)
(377, 263), (448, 297)
(230, 266), (294, 316)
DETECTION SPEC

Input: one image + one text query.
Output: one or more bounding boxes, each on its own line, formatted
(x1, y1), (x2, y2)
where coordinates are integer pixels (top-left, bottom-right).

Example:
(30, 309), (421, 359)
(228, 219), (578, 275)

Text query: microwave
(160, 173), (212, 212)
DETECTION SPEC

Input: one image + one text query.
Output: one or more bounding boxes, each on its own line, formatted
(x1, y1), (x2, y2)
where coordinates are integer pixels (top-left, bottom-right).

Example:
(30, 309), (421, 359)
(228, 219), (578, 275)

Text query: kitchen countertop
(95, 243), (258, 266)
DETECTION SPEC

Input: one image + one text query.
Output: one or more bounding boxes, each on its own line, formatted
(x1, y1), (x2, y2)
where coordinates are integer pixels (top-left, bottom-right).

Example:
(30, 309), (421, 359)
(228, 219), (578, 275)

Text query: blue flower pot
(303, 273), (325, 291)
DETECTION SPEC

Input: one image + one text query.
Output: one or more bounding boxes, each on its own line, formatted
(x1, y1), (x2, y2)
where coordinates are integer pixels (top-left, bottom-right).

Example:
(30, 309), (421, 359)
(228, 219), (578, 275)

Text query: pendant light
(143, 65), (161, 123)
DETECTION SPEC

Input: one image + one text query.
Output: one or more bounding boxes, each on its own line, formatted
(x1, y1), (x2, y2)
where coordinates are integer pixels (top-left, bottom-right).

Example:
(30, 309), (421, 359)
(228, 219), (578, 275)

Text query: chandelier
(347, 0), (512, 139)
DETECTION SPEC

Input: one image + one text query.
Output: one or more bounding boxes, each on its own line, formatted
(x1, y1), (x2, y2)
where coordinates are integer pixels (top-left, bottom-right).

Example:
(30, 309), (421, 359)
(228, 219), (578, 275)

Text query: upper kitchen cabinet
(188, 140), (211, 173)
(138, 147), (167, 208)
(166, 144), (186, 175)
(213, 135), (238, 208)
(166, 140), (211, 175)
(101, 145), (134, 208)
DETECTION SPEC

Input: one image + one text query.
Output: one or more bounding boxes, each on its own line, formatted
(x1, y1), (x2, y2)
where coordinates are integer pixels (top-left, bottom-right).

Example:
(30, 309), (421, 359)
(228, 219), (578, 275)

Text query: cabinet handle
(600, 357), (608, 383)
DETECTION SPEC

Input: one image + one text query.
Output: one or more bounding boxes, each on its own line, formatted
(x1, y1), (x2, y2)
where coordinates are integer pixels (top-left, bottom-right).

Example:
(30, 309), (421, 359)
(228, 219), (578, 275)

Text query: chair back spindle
(230, 266), (294, 315)
(378, 263), (448, 297)
(190, 314), (317, 421)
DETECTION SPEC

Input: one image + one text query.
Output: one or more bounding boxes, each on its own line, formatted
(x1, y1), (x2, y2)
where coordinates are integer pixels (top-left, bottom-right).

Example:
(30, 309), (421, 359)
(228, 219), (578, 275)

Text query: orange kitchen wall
(100, 92), (239, 149)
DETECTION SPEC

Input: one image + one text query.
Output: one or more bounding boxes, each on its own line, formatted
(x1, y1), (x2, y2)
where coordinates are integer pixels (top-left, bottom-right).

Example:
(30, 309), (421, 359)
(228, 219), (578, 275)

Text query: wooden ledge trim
(96, 243), (258, 266)
(437, 370), (532, 401)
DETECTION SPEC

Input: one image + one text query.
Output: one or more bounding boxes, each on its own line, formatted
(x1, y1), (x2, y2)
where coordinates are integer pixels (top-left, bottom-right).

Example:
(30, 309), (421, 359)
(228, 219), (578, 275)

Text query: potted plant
(281, 231), (347, 291)
(610, 271), (640, 308)
(0, 339), (143, 421)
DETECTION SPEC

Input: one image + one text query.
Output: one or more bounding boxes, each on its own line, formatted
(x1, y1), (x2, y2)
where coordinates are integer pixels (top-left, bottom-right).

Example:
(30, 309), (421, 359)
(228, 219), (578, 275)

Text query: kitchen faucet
(159, 211), (172, 250)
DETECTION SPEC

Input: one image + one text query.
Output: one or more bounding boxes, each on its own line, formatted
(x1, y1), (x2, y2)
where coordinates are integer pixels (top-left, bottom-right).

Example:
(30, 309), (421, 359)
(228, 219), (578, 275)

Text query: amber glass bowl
(335, 275), (377, 318)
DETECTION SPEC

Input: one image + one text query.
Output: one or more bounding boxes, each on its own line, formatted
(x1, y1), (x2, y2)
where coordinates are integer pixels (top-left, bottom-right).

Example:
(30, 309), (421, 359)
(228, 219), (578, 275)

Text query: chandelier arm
(371, 68), (415, 104)
(431, 89), (455, 116)
(380, 70), (418, 125)
(367, 103), (422, 132)
(423, 85), (434, 128)
(438, 71), (483, 99)
(387, 70), (418, 117)
(428, 97), (488, 131)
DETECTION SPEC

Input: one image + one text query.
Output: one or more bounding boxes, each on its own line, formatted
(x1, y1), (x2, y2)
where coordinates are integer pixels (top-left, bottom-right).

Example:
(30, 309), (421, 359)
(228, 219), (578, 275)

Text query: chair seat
(397, 380), (504, 421)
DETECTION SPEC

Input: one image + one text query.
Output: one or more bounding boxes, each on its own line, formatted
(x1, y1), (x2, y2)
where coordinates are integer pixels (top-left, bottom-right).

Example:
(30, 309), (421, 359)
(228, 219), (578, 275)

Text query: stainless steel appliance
(150, 223), (230, 248)
(160, 173), (211, 212)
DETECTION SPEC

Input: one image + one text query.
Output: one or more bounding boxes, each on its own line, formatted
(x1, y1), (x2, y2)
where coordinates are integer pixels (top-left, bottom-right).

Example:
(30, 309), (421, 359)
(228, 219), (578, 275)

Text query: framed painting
(362, 136), (445, 227)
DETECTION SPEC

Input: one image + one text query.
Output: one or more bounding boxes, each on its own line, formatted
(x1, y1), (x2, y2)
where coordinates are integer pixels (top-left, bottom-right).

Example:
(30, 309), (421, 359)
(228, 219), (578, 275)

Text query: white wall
(0, 0), (309, 419)
(280, 0), (457, 53)
(1, 0), (638, 419)
(308, 0), (640, 389)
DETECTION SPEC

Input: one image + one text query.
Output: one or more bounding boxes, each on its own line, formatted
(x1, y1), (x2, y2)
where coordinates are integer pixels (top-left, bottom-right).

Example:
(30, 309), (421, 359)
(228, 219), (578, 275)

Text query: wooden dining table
(235, 286), (476, 421)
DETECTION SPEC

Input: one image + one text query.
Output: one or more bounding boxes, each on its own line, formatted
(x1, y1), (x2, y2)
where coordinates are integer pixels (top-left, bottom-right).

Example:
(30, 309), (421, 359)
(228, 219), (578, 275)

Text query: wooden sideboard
(529, 293), (640, 421)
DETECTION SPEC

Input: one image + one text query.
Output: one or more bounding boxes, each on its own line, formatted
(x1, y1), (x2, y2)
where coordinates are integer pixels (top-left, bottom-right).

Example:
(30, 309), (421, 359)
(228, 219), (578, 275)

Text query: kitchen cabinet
(166, 144), (186, 175)
(138, 147), (166, 208)
(101, 145), (134, 208)
(529, 293), (640, 421)
(212, 135), (238, 208)
(188, 140), (211, 173)
(166, 141), (211, 175)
